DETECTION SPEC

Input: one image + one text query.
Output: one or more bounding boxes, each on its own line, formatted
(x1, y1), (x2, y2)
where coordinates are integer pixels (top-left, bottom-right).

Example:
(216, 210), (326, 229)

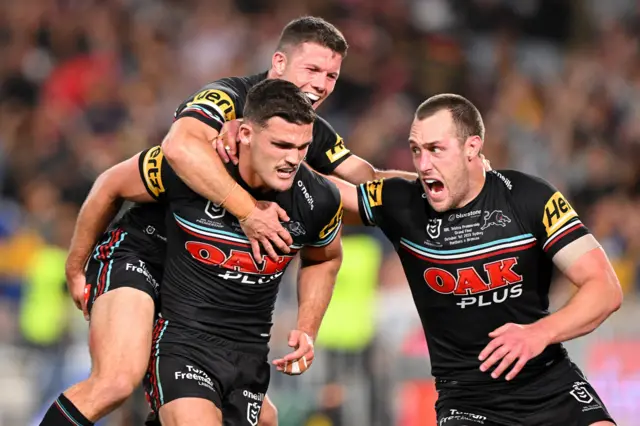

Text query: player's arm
(532, 243), (622, 344)
(332, 154), (417, 183)
(65, 152), (156, 315)
(162, 88), (291, 259)
(273, 185), (344, 375)
(325, 175), (361, 225)
(479, 174), (622, 380)
(305, 118), (417, 183)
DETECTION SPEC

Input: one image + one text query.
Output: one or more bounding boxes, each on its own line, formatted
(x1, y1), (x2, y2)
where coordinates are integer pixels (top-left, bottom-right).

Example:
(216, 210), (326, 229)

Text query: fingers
(215, 137), (230, 163)
(505, 356), (529, 381)
(488, 323), (511, 338)
(490, 351), (518, 379)
(250, 240), (262, 262)
(478, 336), (503, 361)
(259, 238), (278, 262)
(479, 343), (508, 372)
(276, 206), (290, 223)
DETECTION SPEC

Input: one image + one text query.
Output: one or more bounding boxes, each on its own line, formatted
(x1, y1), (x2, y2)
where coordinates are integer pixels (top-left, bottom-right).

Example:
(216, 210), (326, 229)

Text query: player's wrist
(527, 319), (556, 347)
(221, 183), (256, 221)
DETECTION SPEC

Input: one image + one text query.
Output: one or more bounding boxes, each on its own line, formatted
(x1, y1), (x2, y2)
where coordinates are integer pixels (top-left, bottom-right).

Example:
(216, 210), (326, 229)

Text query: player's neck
(455, 161), (486, 209)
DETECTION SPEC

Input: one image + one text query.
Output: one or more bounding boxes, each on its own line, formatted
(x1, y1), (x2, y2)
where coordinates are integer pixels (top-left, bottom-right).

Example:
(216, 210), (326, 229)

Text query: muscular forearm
(163, 137), (255, 220)
(374, 169), (417, 181)
(66, 176), (123, 275)
(531, 279), (621, 345)
(295, 257), (341, 340)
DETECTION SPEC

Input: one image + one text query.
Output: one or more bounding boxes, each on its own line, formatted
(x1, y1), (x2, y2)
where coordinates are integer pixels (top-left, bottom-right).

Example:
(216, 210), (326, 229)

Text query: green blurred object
(316, 234), (382, 351)
(19, 245), (70, 345)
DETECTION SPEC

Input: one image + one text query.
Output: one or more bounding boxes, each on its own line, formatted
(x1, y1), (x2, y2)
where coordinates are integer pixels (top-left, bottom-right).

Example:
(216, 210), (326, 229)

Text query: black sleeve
(502, 170), (591, 259)
(356, 177), (415, 245)
(305, 116), (352, 175)
(307, 176), (344, 248)
(173, 81), (241, 132)
(138, 145), (185, 203)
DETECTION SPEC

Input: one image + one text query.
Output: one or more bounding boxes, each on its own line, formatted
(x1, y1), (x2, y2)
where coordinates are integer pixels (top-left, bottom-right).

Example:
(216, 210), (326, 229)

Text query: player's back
(139, 147), (343, 345)
(358, 170), (590, 382)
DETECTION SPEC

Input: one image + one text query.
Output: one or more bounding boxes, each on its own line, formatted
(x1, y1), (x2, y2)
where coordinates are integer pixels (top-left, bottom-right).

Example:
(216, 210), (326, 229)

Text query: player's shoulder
(205, 72), (267, 96)
(489, 169), (556, 195)
(312, 115), (336, 134)
(295, 164), (341, 209)
(364, 176), (422, 207)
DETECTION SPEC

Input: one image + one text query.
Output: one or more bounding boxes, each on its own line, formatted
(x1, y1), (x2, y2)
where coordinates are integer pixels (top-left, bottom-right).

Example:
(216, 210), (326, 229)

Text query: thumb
(489, 323), (511, 338)
(276, 206), (290, 222)
(289, 330), (301, 347)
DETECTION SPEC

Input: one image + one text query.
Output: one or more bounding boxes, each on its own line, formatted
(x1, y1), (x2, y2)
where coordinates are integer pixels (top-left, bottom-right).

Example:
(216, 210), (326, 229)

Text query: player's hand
(478, 323), (550, 381)
(240, 201), (293, 261)
(214, 119), (242, 165)
(272, 330), (315, 375)
(480, 154), (492, 171)
(66, 267), (90, 321)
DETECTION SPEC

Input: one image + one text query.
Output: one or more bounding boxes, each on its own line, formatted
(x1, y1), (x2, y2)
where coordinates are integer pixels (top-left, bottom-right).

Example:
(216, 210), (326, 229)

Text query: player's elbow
(607, 277), (623, 314)
(161, 131), (188, 166)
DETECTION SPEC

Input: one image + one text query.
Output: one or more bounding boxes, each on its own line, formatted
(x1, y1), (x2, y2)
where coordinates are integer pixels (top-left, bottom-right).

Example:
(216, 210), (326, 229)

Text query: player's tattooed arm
(65, 153), (155, 317)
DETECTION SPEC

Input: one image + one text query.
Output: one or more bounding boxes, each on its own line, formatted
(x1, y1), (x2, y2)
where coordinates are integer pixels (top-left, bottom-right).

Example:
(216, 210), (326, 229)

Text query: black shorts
(85, 228), (163, 314)
(435, 359), (615, 426)
(144, 318), (271, 426)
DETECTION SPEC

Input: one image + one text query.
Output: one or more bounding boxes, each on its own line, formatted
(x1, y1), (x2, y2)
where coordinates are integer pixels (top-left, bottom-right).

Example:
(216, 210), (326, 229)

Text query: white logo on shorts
(247, 401), (260, 426)
(439, 409), (486, 425)
(570, 382), (594, 404)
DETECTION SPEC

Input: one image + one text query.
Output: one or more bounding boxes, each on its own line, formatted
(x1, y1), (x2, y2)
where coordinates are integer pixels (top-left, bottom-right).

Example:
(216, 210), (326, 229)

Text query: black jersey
(114, 72), (351, 261)
(138, 145), (343, 344)
(357, 170), (591, 382)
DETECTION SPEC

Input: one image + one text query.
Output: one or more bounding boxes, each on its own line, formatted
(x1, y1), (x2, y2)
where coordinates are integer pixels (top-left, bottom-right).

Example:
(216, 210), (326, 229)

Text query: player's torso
(160, 167), (325, 342)
(396, 174), (561, 379)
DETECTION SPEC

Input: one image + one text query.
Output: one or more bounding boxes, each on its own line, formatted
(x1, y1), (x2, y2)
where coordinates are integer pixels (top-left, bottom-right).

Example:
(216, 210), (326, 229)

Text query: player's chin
(424, 190), (450, 212)
(271, 174), (296, 191)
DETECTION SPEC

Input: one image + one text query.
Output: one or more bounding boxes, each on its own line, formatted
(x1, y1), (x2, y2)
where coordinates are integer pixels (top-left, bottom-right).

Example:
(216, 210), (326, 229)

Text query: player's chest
(398, 206), (538, 309)
(168, 198), (313, 248)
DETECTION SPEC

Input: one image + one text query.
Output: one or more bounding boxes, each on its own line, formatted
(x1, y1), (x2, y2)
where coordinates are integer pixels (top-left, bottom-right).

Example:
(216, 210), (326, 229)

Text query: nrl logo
(246, 401), (260, 426)
(426, 218), (442, 239)
(205, 200), (226, 220)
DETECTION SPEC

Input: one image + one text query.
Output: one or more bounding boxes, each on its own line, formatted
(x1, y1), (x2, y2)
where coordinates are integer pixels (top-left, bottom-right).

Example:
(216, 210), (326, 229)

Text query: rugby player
(46, 79), (343, 426)
(50, 16), (415, 426)
(333, 94), (622, 425)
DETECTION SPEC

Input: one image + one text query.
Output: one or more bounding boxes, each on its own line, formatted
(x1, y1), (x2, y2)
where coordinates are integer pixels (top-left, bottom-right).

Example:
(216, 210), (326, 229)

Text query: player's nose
(311, 74), (327, 94)
(419, 152), (434, 173)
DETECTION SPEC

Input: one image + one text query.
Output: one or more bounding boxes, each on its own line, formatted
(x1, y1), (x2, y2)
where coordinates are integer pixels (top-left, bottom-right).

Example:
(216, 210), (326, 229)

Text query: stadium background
(1, 0), (639, 425)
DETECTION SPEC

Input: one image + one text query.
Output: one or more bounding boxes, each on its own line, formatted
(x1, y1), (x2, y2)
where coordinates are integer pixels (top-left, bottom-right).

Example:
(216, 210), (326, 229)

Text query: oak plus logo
(423, 258), (524, 309)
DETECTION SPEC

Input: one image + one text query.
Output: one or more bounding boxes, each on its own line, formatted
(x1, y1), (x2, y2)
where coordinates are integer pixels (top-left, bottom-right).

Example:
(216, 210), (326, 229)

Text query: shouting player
(53, 16), (414, 426)
(334, 94), (621, 425)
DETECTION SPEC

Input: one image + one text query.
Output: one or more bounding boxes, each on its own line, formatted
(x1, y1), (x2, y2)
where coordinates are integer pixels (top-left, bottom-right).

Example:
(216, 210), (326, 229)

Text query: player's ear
(238, 123), (253, 146)
(465, 136), (483, 160)
(272, 51), (287, 77)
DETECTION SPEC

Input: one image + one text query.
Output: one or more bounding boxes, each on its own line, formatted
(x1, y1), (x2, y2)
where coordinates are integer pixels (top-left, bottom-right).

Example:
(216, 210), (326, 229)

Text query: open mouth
(304, 92), (320, 105)
(424, 178), (445, 196)
(276, 165), (297, 179)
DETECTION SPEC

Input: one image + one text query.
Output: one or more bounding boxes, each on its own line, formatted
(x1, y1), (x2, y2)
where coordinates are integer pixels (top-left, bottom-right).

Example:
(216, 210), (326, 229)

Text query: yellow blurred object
(610, 257), (636, 294)
(0, 229), (44, 278)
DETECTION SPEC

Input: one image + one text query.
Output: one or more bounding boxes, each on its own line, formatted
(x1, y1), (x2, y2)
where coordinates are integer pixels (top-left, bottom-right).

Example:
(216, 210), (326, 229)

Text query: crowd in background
(1, 0), (640, 425)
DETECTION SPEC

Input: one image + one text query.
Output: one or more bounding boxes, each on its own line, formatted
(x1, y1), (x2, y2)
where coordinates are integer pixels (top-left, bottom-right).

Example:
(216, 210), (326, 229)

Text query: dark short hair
(244, 79), (316, 128)
(416, 94), (485, 142)
(276, 16), (348, 57)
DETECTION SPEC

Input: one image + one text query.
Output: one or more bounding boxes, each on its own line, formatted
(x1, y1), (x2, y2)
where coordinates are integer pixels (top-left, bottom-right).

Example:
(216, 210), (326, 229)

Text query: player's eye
(430, 146), (442, 154)
(411, 146), (420, 155)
